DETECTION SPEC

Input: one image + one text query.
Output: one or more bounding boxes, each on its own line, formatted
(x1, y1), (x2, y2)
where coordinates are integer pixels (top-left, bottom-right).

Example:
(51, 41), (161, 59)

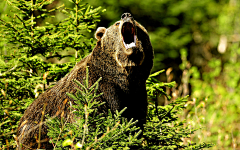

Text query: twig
(53, 100), (72, 150)
(0, 65), (18, 77)
(81, 104), (89, 148)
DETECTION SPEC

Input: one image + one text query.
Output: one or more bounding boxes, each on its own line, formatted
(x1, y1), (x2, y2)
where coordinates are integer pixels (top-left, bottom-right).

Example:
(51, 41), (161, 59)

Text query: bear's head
(94, 12), (152, 68)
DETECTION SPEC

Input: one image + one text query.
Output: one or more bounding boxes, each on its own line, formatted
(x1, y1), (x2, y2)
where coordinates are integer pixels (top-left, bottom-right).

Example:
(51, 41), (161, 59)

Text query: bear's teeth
(124, 42), (136, 49)
(127, 42), (136, 48)
(124, 35), (137, 49)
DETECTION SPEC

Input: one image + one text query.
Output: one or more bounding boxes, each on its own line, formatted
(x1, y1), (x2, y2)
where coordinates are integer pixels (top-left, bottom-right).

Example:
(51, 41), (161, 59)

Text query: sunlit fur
(17, 14), (153, 150)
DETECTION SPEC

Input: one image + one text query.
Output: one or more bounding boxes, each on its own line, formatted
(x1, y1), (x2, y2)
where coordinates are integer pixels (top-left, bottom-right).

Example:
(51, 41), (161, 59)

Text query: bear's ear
(95, 27), (106, 40)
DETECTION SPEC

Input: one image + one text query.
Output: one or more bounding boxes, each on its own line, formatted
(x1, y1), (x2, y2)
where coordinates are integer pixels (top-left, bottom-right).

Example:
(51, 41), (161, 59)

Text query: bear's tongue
(121, 22), (136, 49)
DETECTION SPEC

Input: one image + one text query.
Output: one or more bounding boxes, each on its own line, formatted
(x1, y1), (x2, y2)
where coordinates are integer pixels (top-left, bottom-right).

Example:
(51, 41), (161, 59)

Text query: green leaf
(85, 5), (91, 15)
(75, 142), (83, 148)
(149, 70), (165, 77)
(62, 139), (73, 147)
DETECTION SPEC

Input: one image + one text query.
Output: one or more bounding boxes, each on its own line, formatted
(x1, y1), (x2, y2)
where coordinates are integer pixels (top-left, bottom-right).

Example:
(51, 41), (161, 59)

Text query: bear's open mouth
(121, 22), (136, 49)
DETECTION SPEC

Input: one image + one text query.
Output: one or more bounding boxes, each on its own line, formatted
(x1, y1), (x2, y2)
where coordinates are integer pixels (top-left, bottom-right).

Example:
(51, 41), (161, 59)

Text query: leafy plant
(185, 45), (240, 149)
(47, 67), (142, 149)
(0, 0), (104, 148)
(143, 70), (213, 149)
(46, 69), (213, 149)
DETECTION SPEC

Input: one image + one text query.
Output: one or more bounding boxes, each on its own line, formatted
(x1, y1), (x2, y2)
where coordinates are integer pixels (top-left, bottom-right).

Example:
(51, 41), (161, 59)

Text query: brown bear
(17, 12), (153, 149)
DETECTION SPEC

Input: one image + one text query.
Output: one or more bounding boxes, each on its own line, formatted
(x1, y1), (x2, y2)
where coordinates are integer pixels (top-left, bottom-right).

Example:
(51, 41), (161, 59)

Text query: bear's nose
(121, 13), (132, 19)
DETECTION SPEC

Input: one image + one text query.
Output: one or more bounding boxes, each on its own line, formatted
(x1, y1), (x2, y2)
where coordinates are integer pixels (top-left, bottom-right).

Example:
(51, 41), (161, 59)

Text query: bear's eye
(115, 22), (120, 26)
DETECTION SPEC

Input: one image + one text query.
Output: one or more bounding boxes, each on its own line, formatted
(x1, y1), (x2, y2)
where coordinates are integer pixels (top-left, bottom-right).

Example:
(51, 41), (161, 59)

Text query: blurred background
(1, 0), (240, 149)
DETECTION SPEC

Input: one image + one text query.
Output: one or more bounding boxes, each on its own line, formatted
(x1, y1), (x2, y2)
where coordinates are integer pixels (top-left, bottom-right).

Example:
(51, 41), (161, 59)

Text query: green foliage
(0, 0), (214, 149)
(84, 0), (227, 71)
(47, 67), (142, 149)
(144, 99), (212, 150)
(147, 70), (175, 100)
(186, 44), (240, 149)
(0, 0), (103, 148)
(85, 0), (239, 148)
(144, 71), (213, 149)
(46, 69), (212, 149)
(175, 2), (240, 149)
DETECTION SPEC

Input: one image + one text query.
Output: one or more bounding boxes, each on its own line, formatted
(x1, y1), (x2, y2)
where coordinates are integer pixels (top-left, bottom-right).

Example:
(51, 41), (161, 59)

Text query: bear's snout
(121, 12), (132, 20)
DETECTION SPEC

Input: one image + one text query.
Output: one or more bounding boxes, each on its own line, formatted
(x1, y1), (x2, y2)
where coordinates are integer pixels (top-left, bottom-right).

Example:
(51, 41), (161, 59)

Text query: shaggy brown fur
(17, 12), (153, 149)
